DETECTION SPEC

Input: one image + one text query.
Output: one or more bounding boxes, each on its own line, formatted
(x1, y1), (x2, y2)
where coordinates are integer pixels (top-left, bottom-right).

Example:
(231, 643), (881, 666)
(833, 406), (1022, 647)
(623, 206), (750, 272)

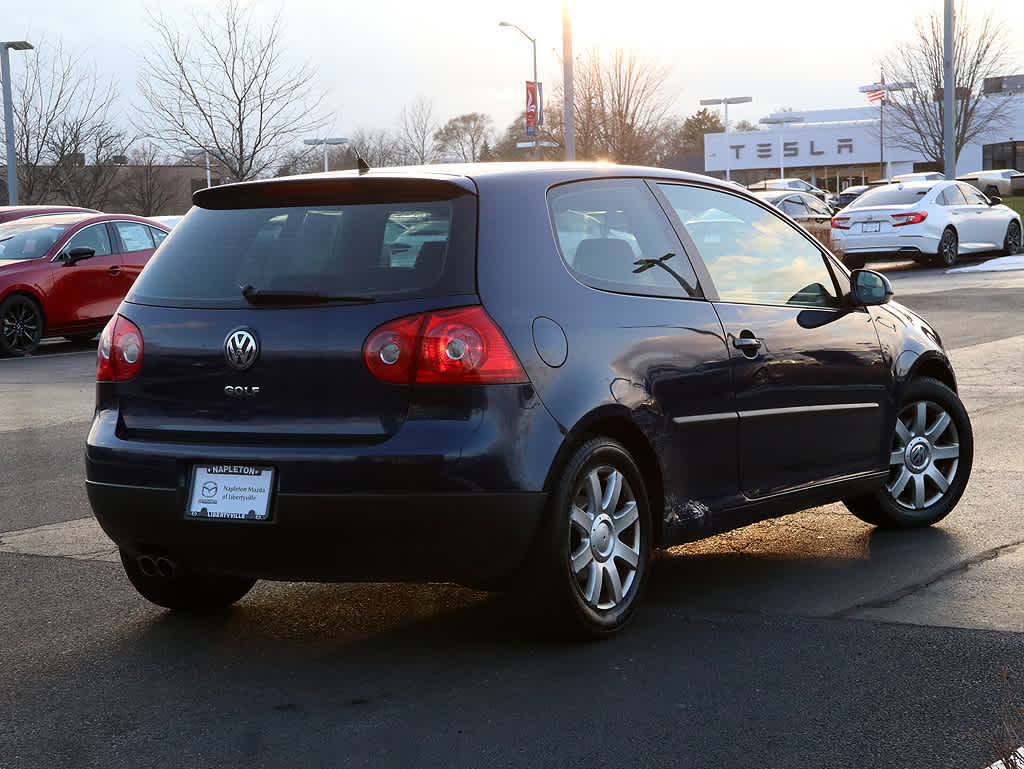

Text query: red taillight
(97, 315), (144, 382)
(891, 212), (928, 227)
(363, 306), (528, 385)
(831, 216), (851, 230)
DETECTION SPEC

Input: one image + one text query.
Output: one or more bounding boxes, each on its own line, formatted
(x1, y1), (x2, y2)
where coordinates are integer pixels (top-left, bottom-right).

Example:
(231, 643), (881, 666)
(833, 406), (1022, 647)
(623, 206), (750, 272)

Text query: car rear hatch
(111, 175), (478, 445)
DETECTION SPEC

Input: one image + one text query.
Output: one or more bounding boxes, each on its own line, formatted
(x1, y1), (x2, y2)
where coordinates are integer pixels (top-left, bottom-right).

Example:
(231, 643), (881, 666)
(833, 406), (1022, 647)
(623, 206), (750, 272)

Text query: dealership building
(703, 76), (1024, 191)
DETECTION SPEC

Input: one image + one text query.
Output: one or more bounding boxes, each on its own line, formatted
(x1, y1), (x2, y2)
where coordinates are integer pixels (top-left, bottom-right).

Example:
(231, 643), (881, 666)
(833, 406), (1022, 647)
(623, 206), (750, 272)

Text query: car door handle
(107, 266), (121, 275)
(732, 336), (762, 352)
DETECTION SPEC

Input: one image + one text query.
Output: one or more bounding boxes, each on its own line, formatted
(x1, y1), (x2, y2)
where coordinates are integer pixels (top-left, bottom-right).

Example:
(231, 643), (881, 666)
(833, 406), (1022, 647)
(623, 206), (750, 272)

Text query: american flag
(866, 83), (886, 103)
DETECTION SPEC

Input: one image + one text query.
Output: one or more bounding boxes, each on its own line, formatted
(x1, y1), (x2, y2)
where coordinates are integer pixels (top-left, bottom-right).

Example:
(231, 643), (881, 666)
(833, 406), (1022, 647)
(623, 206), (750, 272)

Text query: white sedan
(830, 180), (1022, 268)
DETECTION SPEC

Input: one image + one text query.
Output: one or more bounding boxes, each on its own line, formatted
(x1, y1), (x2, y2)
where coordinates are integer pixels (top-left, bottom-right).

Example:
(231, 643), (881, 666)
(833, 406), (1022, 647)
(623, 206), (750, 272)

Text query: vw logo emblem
(910, 445), (927, 465)
(224, 330), (259, 371)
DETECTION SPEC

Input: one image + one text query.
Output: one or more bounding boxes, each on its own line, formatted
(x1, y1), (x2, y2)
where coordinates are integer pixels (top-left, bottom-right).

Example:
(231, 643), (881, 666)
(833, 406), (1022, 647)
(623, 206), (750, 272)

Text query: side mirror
(988, 195), (1002, 206)
(850, 269), (893, 306)
(63, 246), (96, 265)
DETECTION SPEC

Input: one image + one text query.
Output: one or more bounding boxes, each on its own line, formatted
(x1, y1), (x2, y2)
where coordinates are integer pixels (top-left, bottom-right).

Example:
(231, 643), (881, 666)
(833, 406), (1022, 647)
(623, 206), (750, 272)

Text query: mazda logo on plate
(224, 330), (259, 371)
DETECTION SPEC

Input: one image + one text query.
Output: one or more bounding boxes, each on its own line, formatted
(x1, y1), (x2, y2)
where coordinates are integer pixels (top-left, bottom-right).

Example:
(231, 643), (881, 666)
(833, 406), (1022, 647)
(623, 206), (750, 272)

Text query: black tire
(120, 549), (256, 611)
(1004, 220), (1021, 256)
(844, 377), (973, 529)
(935, 227), (958, 267)
(0, 294), (43, 356)
(843, 254), (867, 270)
(528, 438), (652, 638)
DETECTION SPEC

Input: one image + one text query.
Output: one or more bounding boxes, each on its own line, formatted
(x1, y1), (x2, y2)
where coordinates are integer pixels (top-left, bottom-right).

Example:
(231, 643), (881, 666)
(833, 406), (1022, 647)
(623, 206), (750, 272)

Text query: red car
(0, 205), (99, 224)
(0, 214), (170, 356)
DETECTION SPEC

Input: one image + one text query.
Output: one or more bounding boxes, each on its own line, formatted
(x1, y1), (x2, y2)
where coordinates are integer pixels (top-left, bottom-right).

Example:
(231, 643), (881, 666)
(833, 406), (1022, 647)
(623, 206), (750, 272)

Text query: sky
(6, 0), (1024, 144)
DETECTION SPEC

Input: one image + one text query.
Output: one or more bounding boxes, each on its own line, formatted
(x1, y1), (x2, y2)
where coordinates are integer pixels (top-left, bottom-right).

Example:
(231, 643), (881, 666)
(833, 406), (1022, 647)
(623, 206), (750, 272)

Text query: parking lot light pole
(759, 115), (804, 178)
(2, 40), (33, 206)
(700, 96), (752, 182)
(303, 137), (349, 173)
(499, 21), (539, 161)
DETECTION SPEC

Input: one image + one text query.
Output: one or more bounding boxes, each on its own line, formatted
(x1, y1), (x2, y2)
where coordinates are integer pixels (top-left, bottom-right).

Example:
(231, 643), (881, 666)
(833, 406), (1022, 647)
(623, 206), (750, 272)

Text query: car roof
(0, 212), (171, 231)
(193, 162), (740, 208)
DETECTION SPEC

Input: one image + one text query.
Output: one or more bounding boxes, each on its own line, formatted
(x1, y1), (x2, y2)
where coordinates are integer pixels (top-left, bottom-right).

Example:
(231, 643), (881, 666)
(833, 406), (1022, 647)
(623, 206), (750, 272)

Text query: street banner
(526, 81), (539, 128)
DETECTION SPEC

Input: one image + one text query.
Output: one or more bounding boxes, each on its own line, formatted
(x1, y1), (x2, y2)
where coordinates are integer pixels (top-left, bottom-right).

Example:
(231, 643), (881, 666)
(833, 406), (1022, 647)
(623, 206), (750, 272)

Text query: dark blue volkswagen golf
(86, 163), (973, 636)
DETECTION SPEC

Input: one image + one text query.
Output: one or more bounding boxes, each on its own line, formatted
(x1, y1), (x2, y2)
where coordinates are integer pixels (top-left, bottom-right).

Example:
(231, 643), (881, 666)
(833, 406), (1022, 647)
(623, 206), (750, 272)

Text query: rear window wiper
(240, 285), (376, 305)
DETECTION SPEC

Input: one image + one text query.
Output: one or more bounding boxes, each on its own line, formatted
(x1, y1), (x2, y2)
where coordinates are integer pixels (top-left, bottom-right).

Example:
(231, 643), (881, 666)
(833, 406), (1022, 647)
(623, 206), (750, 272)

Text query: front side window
(658, 183), (840, 309)
(804, 196), (832, 216)
(960, 184), (989, 205)
(779, 198), (807, 218)
(938, 186), (967, 206)
(65, 224), (113, 257)
(548, 178), (701, 299)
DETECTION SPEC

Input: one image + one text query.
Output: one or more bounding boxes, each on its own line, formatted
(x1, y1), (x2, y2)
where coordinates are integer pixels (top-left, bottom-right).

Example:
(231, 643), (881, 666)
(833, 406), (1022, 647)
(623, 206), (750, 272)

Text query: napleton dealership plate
(187, 465), (274, 521)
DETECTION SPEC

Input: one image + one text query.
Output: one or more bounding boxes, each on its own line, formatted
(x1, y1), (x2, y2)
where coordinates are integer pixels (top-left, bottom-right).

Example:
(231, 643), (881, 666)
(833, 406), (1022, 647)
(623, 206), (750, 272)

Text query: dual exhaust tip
(137, 554), (178, 579)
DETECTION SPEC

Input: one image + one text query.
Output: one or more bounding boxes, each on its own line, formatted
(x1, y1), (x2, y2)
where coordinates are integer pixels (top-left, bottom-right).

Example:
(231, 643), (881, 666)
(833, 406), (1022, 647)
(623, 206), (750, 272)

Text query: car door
(656, 182), (890, 499)
(958, 183), (1005, 250)
(47, 221), (123, 326)
(110, 220), (158, 293)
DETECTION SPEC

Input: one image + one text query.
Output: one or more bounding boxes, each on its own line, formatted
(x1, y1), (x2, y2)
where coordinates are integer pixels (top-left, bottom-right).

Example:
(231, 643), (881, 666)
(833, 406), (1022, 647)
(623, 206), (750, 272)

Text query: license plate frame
(862, 221), (881, 233)
(186, 464), (275, 521)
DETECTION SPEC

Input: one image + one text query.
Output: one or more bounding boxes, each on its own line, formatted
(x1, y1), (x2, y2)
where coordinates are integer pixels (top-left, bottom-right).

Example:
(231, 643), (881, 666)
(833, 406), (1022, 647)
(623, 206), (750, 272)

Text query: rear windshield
(128, 192), (477, 308)
(848, 186), (931, 208)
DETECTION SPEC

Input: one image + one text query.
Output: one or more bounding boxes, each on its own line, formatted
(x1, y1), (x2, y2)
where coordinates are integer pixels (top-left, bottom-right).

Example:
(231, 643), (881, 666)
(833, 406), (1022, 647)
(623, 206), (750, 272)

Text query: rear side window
(129, 192), (476, 308)
(114, 221), (154, 252)
(547, 179), (701, 299)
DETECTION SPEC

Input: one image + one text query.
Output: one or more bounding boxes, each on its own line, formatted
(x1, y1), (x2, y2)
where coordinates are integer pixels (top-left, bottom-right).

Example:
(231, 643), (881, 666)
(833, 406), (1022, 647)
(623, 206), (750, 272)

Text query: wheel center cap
(905, 437), (932, 471)
(590, 515), (614, 561)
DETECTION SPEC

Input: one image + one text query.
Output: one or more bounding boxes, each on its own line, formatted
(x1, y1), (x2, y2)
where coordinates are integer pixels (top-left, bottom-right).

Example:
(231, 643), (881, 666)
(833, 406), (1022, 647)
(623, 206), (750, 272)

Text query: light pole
(2, 40), (33, 206)
(562, 0), (575, 161)
(858, 76), (912, 179)
(499, 21), (540, 161)
(759, 115), (804, 177)
(185, 147), (211, 188)
(303, 137), (349, 172)
(699, 96), (752, 181)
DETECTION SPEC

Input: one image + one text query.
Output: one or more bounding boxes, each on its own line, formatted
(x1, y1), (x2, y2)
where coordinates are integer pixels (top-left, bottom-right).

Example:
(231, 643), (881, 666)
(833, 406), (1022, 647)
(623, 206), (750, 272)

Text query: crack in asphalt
(832, 539), (1024, 618)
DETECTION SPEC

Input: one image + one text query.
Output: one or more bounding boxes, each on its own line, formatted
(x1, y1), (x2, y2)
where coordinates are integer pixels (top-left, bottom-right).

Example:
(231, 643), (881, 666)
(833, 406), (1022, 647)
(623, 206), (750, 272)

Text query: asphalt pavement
(1, 260), (1023, 769)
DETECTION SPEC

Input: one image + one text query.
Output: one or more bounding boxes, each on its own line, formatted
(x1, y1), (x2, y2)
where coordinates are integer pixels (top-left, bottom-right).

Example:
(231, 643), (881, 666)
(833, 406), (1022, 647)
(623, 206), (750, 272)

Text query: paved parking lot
(1, 260), (1023, 768)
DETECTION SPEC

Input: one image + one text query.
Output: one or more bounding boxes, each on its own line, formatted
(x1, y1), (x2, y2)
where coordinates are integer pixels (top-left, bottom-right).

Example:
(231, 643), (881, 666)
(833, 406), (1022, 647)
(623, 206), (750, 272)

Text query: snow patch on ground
(947, 255), (1024, 273)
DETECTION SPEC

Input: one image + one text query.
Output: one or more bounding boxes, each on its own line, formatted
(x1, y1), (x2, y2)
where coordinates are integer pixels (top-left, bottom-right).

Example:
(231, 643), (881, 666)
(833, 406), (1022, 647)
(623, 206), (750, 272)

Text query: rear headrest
(573, 238), (635, 280)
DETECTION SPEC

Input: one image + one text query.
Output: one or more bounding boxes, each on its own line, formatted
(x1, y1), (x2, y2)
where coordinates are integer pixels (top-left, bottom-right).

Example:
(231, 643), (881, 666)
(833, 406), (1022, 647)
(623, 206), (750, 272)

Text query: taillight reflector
(363, 306), (528, 385)
(97, 315), (144, 382)
(891, 212), (928, 226)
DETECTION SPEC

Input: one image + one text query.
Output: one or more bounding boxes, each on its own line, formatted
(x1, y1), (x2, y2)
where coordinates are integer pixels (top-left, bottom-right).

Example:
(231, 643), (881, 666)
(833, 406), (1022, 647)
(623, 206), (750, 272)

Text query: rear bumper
(87, 481), (546, 583)
(836, 232), (939, 256)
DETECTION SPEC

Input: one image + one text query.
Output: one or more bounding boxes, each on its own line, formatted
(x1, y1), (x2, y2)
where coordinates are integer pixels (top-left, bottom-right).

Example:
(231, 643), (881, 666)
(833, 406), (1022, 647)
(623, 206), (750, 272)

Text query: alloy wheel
(887, 400), (960, 510)
(568, 465), (641, 611)
(1006, 222), (1021, 255)
(1, 298), (42, 356)
(938, 229), (958, 266)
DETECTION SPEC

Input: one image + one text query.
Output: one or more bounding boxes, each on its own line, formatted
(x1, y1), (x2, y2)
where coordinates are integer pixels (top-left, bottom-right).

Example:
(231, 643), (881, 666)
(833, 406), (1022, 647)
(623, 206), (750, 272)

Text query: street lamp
(185, 147), (211, 188)
(700, 96), (752, 181)
(303, 137), (349, 173)
(858, 76), (913, 179)
(2, 40), (33, 206)
(759, 115), (804, 178)
(499, 20), (540, 161)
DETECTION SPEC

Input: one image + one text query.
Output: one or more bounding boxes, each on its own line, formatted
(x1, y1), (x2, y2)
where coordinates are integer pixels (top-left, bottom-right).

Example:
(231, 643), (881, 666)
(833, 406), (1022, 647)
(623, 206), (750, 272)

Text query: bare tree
(118, 144), (176, 216)
(397, 96), (439, 165)
(346, 128), (402, 168)
(11, 39), (128, 206)
(434, 113), (493, 162)
(547, 47), (675, 164)
(881, 1), (1016, 167)
(137, 0), (326, 182)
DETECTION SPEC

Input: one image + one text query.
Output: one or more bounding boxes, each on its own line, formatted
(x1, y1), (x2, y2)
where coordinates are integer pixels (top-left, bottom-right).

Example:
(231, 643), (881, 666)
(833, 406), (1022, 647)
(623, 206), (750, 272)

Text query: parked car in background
(0, 205), (99, 224)
(831, 180), (1021, 268)
(836, 185), (869, 209)
(0, 214), (170, 356)
(747, 177), (829, 199)
(956, 169), (1024, 198)
(86, 164), (973, 638)
(867, 172), (947, 188)
(149, 214), (186, 229)
(751, 189), (834, 226)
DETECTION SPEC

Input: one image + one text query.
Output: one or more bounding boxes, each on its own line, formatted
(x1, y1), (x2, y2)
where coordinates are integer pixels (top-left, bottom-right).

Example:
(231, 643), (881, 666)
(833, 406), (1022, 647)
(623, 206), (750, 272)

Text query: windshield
(847, 186), (932, 208)
(128, 193), (477, 308)
(0, 221), (73, 260)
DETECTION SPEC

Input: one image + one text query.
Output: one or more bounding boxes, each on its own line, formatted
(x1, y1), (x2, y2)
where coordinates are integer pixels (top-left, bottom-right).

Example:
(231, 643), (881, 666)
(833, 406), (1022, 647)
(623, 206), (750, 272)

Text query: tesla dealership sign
(703, 121), (914, 171)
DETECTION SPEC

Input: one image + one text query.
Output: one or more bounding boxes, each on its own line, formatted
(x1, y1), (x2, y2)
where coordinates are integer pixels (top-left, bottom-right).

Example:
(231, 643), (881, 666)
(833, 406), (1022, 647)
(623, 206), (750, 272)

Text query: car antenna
(357, 156), (371, 175)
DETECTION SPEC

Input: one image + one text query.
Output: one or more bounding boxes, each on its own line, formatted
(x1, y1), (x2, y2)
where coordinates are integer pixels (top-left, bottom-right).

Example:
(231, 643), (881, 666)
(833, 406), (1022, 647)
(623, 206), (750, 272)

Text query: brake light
(363, 306), (528, 385)
(831, 216), (851, 230)
(891, 212), (928, 226)
(97, 315), (144, 382)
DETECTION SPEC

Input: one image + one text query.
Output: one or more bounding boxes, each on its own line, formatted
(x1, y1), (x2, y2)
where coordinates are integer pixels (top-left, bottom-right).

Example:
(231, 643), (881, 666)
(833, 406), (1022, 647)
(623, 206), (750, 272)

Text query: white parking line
(0, 517), (118, 563)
